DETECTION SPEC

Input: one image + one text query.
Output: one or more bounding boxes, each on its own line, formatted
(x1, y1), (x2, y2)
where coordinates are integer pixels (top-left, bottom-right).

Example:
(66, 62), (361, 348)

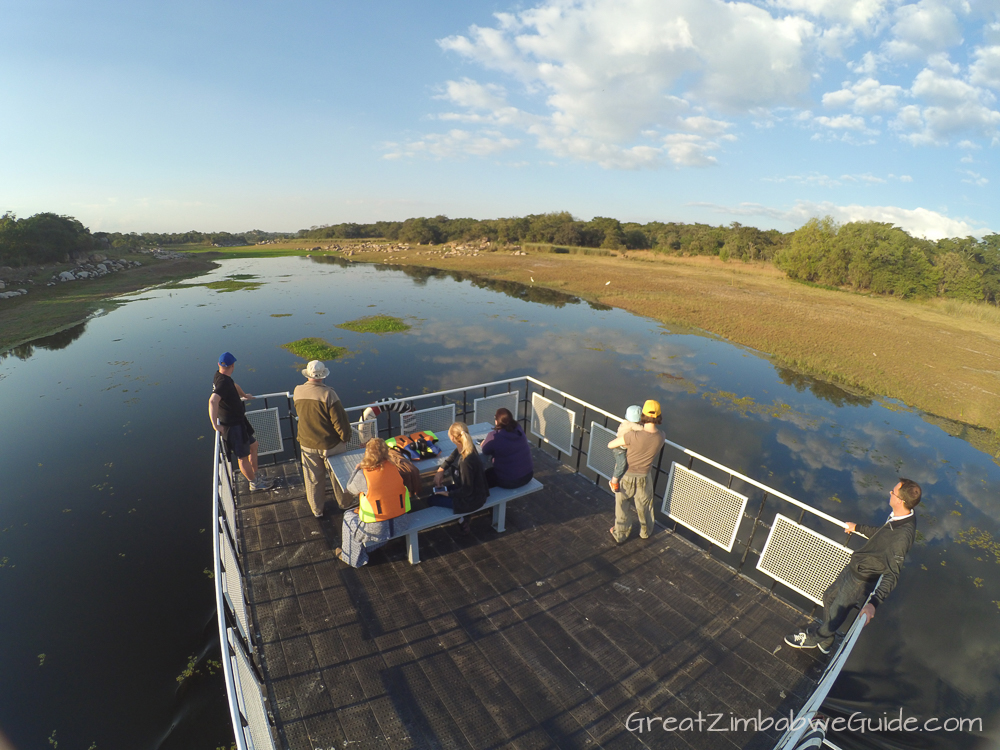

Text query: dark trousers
(817, 567), (871, 638)
(484, 467), (533, 489)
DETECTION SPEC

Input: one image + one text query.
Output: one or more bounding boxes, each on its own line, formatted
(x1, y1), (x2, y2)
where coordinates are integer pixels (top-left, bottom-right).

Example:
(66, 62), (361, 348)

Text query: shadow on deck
(237, 448), (826, 750)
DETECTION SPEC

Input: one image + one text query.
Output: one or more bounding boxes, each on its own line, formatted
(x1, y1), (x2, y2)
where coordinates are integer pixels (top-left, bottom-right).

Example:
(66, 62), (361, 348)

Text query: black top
(440, 448), (489, 515)
(849, 514), (917, 608)
(213, 371), (245, 426)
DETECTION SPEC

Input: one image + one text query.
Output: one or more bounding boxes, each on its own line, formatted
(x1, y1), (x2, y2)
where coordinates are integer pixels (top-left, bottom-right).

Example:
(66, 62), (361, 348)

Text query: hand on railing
(859, 602), (875, 623)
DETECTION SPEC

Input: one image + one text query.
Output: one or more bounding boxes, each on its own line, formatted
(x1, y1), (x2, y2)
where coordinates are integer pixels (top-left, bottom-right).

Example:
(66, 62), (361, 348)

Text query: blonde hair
(448, 422), (475, 459)
(359, 438), (389, 469)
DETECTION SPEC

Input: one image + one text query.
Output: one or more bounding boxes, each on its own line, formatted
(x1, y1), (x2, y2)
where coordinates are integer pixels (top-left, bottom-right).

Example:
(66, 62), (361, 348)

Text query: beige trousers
(612, 473), (654, 543)
(300, 443), (348, 516)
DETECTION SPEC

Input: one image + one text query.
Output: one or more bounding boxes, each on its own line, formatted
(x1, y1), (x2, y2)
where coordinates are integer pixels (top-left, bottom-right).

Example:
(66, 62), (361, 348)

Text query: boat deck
(237, 448), (825, 750)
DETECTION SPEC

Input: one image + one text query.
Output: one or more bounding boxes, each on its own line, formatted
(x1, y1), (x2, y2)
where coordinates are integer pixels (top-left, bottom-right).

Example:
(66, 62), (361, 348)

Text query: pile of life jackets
(385, 430), (440, 461)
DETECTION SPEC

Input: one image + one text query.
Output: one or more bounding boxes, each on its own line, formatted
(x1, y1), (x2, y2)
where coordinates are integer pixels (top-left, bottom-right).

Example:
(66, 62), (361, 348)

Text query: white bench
(391, 479), (543, 564)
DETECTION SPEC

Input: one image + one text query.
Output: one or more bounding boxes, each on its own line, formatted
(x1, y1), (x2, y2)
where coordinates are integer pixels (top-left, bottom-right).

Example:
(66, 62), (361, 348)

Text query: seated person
(480, 407), (533, 489)
(336, 439), (412, 568)
(387, 445), (422, 498)
(431, 422), (489, 533)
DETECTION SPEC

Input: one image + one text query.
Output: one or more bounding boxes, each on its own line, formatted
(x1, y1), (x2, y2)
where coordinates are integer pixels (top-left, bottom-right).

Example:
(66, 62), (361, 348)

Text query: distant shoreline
(0, 254), (219, 355)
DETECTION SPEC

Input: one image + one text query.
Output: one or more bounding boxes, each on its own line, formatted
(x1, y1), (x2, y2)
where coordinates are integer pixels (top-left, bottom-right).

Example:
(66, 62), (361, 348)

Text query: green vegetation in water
(270, 313), (292, 317)
(226, 274), (258, 280)
(176, 654), (222, 684)
(282, 337), (351, 360)
(955, 527), (1000, 564)
(203, 280), (261, 292)
(701, 390), (820, 428)
(337, 314), (411, 333)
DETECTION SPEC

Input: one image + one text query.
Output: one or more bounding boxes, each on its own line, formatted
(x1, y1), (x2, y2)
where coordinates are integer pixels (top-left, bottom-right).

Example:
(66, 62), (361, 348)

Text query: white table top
(326, 422), (495, 491)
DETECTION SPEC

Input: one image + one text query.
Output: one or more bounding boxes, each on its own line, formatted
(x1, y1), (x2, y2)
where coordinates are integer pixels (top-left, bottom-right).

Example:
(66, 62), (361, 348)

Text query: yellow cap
(642, 399), (661, 418)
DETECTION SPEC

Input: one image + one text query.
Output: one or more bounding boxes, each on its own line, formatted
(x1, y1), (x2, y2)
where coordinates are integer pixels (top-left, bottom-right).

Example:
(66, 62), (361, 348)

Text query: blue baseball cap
(219, 352), (237, 366)
(625, 405), (642, 423)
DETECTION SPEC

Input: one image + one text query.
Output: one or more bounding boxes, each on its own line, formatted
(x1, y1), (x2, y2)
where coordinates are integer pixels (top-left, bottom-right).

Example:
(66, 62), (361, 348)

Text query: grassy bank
(293, 241), (999, 439)
(0, 254), (220, 353)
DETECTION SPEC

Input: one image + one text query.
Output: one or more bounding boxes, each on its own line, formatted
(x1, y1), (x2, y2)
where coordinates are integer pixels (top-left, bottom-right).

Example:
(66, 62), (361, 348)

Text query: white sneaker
(250, 476), (274, 491)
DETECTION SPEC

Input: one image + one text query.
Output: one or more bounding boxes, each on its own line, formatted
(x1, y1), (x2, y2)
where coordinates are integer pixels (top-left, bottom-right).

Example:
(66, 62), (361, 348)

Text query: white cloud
(822, 78), (905, 112)
(765, 172), (912, 186)
(969, 44), (1000, 90)
(690, 199), (991, 238)
(382, 129), (521, 160)
(960, 169), (989, 185)
(422, 0), (821, 168)
(883, 0), (965, 60)
(890, 60), (1000, 143)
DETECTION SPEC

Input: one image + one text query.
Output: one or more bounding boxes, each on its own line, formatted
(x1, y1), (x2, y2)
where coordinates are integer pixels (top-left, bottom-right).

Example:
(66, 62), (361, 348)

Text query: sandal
(459, 518), (472, 535)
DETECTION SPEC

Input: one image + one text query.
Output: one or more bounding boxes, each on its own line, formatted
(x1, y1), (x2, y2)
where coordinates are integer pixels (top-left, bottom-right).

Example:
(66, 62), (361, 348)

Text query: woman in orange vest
(337, 438), (412, 567)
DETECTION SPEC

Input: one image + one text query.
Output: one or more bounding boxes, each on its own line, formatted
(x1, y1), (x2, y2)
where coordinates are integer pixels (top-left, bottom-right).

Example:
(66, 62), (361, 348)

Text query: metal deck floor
(237, 449), (824, 750)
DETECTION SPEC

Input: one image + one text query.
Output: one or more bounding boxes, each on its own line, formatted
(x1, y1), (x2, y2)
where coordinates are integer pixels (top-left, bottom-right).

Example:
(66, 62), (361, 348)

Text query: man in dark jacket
(785, 478), (921, 653)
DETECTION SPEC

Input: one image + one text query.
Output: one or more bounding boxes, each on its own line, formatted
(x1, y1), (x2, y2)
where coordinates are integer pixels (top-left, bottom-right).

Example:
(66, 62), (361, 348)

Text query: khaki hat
(302, 360), (330, 379)
(642, 399), (661, 418)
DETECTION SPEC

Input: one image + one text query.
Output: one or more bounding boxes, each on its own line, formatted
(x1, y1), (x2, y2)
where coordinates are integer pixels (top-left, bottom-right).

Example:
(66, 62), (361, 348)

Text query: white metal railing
(212, 431), (277, 750)
(214, 375), (874, 748)
(773, 579), (883, 749)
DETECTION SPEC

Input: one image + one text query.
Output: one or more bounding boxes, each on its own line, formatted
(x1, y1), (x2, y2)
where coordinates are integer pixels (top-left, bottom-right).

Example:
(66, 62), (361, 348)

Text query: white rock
(59, 271), (75, 281)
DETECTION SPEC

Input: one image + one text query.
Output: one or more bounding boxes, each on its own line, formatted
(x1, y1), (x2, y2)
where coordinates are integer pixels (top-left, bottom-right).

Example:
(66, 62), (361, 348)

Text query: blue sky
(2, 0), (998, 239)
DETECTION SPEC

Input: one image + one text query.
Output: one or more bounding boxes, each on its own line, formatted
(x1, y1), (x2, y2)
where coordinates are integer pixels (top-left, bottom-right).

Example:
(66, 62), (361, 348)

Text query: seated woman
(337, 438), (412, 568)
(387, 444), (422, 498)
(480, 407), (533, 489)
(431, 422), (489, 533)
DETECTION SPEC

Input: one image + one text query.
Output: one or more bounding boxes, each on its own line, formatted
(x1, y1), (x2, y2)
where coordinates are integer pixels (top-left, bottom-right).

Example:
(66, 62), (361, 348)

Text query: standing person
(336, 439), (412, 568)
(606, 400), (665, 543)
(431, 422), (489, 534)
(480, 407), (533, 489)
(785, 479), (921, 653)
(293, 360), (353, 518)
(209, 352), (272, 492)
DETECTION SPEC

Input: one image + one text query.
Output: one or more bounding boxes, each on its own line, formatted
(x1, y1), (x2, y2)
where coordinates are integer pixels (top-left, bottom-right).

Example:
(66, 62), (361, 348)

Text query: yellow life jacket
(359, 464), (411, 523)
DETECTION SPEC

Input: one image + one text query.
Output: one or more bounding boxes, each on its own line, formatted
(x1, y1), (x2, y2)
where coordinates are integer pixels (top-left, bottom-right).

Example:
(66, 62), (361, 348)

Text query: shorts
(225, 421), (257, 459)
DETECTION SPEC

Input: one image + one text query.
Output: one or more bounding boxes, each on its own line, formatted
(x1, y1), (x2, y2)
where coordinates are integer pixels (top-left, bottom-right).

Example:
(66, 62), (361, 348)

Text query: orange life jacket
(359, 464), (411, 523)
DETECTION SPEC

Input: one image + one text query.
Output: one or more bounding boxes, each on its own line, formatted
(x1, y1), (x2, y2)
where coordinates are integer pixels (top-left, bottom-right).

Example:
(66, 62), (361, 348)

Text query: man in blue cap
(209, 352), (273, 491)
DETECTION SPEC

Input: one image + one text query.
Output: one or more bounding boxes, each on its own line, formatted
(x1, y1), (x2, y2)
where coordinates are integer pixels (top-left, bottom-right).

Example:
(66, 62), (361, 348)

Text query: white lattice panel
(219, 461), (237, 539)
(220, 525), (251, 645)
(530, 393), (576, 455)
(757, 514), (853, 604)
(229, 630), (276, 750)
(406, 403), (455, 436)
(662, 463), (748, 552)
(345, 418), (378, 452)
(474, 391), (520, 425)
(244, 408), (283, 456)
(587, 422), (619, 480)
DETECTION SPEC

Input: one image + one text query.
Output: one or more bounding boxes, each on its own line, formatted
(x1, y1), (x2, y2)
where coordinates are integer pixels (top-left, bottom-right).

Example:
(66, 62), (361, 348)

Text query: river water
(0, 256), (996, 749)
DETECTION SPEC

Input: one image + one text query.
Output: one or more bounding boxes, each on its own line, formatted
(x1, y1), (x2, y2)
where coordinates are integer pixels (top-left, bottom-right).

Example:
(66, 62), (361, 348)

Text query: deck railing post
(738, 493), (769, 572)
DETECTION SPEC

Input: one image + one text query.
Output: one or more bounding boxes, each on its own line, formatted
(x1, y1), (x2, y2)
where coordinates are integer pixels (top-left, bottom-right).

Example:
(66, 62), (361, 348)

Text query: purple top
(481, 425), (533, 484)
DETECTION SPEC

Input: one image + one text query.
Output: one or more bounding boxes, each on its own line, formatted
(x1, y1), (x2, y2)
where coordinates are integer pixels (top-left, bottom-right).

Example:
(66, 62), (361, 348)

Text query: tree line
(297, 213), (786, 261)
(0, 212), (286, 266)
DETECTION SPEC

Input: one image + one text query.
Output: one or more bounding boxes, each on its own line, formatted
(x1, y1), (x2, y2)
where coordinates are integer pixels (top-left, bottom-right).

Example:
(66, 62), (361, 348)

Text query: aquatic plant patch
(337, 315), (410, 333)
(281, 337), (350, 360)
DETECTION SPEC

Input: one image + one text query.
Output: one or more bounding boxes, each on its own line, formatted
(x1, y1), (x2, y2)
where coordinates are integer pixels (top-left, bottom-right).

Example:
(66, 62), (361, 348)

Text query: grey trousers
(613, 472), (654, 543)
(301, 443), (348, 515)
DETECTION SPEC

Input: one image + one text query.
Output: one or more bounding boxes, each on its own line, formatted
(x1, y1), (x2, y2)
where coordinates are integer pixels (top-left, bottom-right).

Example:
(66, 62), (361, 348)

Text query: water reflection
(0, 320), (89, 361)
(0, 255), (996, 749)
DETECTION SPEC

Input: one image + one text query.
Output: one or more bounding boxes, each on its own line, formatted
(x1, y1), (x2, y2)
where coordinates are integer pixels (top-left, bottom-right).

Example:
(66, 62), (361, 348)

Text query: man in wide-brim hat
(293, 360), (353, 518)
